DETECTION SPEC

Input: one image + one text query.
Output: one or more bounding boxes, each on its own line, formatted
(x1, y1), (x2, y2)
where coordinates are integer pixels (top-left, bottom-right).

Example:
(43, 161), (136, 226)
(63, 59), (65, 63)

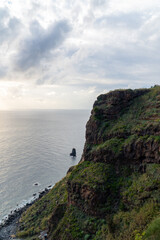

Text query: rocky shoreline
(0, 187), (51, 240)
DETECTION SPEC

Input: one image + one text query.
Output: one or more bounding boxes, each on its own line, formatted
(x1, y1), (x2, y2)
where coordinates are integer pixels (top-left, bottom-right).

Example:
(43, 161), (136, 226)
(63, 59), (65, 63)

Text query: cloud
(36, 74), (52, 85)
(16, 19), (72, 71)
(95, 12), (143, 29)
(0, 65), (7, 78)
(91, 0), (109, 8)
(0, 7), (21, 45)
(0, 0), (160, 109)
(0, 7), (9, 19)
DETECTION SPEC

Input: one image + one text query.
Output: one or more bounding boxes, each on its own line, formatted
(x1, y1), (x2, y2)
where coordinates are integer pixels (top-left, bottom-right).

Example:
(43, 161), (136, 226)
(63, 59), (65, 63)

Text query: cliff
(17, 85), (160, 240)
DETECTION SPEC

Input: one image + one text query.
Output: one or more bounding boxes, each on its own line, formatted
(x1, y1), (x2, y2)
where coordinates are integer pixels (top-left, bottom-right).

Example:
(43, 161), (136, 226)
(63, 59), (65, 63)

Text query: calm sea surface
(0, 110), (90, 222)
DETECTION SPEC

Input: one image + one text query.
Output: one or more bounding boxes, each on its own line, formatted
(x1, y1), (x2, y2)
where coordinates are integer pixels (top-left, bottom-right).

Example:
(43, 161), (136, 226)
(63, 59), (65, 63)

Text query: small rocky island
(70, 148), (76, 157)
(6, 86), (160, 239)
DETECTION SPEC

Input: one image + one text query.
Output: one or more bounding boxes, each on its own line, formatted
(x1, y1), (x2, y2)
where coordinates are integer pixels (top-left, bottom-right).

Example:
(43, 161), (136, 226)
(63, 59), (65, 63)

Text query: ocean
(0, 109), (90, 222)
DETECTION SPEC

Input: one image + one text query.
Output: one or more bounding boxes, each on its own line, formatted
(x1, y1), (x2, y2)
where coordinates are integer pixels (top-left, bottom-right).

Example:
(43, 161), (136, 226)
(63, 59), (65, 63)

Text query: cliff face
(83, 88), (160, 165)
(17, 86), (160, 240)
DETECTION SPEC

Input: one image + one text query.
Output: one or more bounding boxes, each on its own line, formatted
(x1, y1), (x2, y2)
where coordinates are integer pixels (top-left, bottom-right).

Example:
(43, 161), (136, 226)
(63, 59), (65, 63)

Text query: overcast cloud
(0, 0), (159, 110)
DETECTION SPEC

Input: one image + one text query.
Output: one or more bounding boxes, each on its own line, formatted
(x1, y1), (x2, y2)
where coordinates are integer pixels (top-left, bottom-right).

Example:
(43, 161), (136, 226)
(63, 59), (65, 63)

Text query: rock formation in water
(17, 85), (160, 240)
(70, 148), (76, 157)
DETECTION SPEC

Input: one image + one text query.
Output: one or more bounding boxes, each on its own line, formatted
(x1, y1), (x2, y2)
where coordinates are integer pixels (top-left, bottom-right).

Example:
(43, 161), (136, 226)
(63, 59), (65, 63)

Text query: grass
(17, 162), (160, 240)
(92, 164), (160, 240)
(16, 176), (68, 238)
(144, 217), (160, 240)
(90, 134), (160, 160)
(68, 161), (122, 198)
(50, 205), (106, 240)
(92, 86), (160, 140)
(68, 161), (120, 215)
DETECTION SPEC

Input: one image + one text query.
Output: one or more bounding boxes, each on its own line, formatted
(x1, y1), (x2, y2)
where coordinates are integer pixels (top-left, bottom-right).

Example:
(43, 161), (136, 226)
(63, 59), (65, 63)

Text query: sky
(0, 0), (160, 110)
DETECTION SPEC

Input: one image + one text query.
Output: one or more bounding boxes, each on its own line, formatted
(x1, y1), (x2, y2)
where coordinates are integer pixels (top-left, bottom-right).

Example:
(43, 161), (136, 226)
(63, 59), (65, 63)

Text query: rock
(34, 182), (39, 186)
(70, 148), (76, 157)
(39, 230), (48, 239)
(39, 191), (45, 198)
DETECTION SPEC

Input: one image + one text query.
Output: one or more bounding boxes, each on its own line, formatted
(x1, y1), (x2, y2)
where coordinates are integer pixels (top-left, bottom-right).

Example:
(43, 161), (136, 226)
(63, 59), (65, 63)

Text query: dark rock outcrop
(70, 148), (76, 157)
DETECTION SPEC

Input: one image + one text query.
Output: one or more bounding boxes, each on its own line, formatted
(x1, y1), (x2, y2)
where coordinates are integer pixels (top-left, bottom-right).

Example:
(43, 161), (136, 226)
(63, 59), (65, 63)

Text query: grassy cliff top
(83, 85), (160, 165)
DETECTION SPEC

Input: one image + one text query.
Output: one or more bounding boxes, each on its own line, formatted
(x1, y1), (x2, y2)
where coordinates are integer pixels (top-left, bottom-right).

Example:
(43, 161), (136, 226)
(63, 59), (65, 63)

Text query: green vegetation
(68, 161), (117, 190)
(50, 205), (106, 240)
(88, 86), (160, 161)
(93, 86), (160, 139)
(17, 86), (160, 240)
(17, 163), (160, 240)
(17, 177), (68, 239)
(110, 164), (160, 240)
(144, 217), (160, 240)
(91, 134), (160, 159)
(68, 161), (121, 215)
(92, 137), (125, 155)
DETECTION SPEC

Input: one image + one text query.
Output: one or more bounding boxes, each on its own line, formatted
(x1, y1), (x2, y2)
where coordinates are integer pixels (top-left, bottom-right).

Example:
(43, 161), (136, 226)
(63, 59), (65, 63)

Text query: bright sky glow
(0, 0), (160, 109)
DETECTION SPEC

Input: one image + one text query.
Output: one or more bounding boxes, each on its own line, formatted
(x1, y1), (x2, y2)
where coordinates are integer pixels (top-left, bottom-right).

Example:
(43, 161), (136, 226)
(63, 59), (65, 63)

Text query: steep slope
(17, 85), (160, 240)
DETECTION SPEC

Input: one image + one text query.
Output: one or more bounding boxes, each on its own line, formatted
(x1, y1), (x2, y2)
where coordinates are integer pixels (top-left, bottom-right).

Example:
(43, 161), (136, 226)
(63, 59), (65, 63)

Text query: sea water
(0, 110), (90, 222)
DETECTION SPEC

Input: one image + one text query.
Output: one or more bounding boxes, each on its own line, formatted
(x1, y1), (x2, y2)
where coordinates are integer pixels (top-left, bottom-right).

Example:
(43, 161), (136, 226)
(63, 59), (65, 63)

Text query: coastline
(0, 187), (51, 240)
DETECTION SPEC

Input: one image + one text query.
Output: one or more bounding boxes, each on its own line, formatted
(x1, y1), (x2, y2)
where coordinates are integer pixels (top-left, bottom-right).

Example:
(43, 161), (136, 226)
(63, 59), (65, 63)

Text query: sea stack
(70, 148), (76, 157)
